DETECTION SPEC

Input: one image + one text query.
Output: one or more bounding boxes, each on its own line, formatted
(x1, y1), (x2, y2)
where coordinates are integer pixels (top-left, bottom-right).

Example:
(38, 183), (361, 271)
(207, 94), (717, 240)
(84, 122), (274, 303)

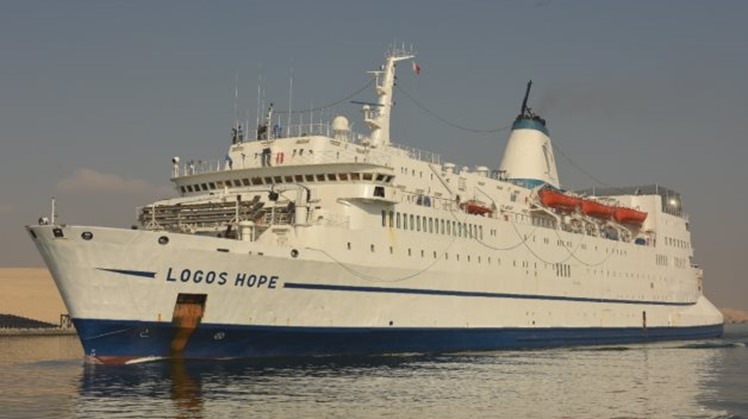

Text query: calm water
(1, 325), (746, 418)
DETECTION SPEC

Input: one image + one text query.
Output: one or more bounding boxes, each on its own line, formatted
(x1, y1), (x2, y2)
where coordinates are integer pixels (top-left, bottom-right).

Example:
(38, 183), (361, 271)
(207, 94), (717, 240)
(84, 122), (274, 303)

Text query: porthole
(81, 231), (93, 241)
(291, 249), (299, 258)
(158, 236), (169, 245)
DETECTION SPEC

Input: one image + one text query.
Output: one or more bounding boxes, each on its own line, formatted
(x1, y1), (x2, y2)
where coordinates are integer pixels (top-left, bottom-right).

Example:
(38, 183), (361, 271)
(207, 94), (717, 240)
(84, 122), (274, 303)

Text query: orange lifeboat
(613, 207), (647, 224)
(581, 200), (615, 219)
(460, 200), (492, 216)
(538, 189), (581, 211)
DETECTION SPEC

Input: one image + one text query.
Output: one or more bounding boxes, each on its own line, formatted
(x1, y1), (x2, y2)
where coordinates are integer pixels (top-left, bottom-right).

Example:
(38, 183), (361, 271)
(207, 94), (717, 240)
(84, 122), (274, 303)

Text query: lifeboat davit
(581, 200), (615, 219)
(613, 207), (647, 225)
(460, 200), (492, 216)
(538, 189), (581, 211)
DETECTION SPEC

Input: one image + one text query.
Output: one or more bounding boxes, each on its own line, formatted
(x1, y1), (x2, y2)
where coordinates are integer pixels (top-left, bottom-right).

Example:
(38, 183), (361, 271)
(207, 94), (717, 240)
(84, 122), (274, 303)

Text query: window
(316, 174), (325, 181)
(396, 213), (401, 229)
(180, 186), (186, 193)
(389, 211), (394, 228)
(294, 175), (304, 182)
(264, 177), (273, 184)
(429, 218), (433, 233)
(351, 173), (361, 181)
(209, 182), (216, 190)
(242, 178), (250, 186)
(339, 173), (349, 181)
(416, 216), (421, 232)
(409, 214), (414, 231)
(201, 183), (208, 190)
(376, 174), (385, 181)
(186, 185), (193, 192)
(252, 177), (263, 185)
(381, 211), (387, 227)
(403, 213), (409, 230)
(284, 176), (294, 183)
(327, 174), (336, 181)
(374, 186), (385, 197)
(305, 175), (314, 182)
(363, 173), (373, 181)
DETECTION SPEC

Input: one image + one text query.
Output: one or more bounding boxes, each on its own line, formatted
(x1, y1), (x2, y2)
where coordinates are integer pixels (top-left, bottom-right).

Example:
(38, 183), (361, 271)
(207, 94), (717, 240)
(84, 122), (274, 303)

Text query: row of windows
(179, 172), (393, 194)
(381, 210), (484, 240)
(665, 236), (689, 249)
(556, 263), (571, 277)
(656, 254), (669, 266)
(345, 242), (664, 280)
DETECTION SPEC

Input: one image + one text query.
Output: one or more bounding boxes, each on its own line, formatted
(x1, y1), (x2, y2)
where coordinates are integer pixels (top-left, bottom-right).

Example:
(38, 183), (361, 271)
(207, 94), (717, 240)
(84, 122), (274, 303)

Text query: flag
(412, 61), (421, 75)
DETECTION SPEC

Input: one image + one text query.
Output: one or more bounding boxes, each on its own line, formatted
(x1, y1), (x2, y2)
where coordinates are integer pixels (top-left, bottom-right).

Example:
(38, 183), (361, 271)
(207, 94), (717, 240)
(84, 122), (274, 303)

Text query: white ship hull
(28, 223), (723, 364)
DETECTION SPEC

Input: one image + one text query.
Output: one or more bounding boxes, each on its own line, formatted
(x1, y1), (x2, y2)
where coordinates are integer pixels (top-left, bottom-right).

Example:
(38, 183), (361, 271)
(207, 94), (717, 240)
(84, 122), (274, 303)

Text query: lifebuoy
(275, 152), (285, 164)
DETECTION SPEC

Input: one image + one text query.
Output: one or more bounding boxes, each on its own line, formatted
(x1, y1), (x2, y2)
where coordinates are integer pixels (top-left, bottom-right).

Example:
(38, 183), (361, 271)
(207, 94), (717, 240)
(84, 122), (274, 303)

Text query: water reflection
(73, 343), (738, 419)
(2, 330), (746, 418)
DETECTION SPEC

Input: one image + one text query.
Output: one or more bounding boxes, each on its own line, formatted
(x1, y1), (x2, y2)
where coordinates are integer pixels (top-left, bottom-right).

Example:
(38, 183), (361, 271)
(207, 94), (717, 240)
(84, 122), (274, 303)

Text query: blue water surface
(1, 325), (746, 418)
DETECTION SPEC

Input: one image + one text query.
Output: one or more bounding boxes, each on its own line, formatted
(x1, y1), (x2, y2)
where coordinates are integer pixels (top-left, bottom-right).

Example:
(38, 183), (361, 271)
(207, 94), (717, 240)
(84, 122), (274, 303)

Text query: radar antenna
(515, 80), (545, 125)
(520, 80), (533, 117)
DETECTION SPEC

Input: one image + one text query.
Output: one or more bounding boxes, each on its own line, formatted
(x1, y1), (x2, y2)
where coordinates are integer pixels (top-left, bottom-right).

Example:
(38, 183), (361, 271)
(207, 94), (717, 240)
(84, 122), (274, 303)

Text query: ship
(27, 47), (723, 364)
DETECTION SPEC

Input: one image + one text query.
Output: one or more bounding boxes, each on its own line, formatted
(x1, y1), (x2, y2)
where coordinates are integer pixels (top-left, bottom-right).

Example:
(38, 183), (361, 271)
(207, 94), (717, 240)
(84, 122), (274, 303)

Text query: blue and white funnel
(498, 81), (560, 189)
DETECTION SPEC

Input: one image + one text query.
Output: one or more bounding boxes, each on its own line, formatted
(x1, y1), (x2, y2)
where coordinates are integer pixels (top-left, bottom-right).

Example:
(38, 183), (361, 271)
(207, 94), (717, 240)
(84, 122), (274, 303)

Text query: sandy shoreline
(0, 267), (68, 325)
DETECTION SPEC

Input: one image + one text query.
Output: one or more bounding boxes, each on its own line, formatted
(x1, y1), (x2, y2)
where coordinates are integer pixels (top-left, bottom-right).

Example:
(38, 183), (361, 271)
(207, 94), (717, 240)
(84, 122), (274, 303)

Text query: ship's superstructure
(28, 47), (723, 364)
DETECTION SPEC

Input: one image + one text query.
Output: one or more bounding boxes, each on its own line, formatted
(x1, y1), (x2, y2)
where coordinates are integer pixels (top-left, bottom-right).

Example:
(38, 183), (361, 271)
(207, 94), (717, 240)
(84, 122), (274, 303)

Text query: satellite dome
(332, 116), (350, 140)
(332, 116), (349, 132)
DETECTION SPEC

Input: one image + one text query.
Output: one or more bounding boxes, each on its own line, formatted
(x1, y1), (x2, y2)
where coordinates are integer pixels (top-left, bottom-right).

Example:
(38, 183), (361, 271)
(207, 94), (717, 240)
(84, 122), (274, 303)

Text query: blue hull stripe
(283, 282), (695, 307)
(72, 318), (724, 360)
(97, 268), (156, 279)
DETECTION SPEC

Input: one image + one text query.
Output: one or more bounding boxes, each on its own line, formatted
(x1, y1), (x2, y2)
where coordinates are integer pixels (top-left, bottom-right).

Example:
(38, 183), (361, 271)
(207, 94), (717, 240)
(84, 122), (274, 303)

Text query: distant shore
(721, 307), (748, 324)
(0, 268), (68, 325)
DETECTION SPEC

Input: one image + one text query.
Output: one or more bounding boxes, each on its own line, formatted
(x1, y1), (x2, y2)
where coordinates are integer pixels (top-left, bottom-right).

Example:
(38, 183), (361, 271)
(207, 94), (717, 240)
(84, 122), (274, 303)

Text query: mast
(519, 80), (532, 117)
(363, 45), (415, 147)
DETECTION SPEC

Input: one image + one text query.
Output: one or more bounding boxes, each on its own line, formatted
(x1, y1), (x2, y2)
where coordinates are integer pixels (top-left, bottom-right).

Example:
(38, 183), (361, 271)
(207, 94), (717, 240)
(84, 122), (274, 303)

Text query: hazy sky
(1, 1), (746, 310)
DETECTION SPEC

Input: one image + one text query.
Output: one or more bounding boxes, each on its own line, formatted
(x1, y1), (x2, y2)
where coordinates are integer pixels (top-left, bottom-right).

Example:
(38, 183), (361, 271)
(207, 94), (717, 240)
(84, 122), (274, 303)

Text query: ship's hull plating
(29, 225), (724, 364)
(76, 318), (723, 364)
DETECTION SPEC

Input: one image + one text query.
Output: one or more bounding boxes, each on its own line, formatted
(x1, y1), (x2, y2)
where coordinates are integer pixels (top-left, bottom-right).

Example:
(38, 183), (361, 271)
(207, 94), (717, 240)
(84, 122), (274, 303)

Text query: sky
(1, 1), (746, 310)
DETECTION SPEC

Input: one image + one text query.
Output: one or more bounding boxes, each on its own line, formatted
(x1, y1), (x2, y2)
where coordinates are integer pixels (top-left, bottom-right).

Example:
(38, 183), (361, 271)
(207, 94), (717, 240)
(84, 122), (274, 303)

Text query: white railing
(174, 122), (442, 177)
(389, 142), (441, 164)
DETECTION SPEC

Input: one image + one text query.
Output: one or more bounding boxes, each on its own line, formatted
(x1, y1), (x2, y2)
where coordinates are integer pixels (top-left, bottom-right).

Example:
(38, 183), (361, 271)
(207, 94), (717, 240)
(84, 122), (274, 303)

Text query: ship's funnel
(498, 81), (560, 189)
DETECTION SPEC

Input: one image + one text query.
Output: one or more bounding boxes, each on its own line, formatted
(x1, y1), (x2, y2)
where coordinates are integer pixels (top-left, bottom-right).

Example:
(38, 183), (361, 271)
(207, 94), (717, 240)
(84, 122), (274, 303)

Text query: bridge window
(339, 173), (349, 181)
(327, 174), (337, 181)
(374, 186), (385, 197)
(363, 173), (373, 181)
